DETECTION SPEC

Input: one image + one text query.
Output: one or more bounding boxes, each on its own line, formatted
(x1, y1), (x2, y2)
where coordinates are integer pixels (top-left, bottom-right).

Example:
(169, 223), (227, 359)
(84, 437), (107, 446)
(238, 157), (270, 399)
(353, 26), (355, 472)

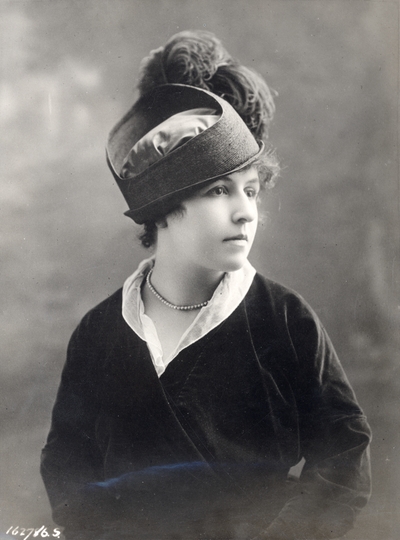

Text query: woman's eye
(209, 186), (228, 196)
(245, 189), (259, 199)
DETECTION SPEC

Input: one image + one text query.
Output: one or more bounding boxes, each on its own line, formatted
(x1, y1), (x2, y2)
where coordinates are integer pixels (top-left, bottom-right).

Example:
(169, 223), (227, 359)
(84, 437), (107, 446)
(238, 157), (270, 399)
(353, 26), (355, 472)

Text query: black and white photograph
(1, 1), (398, 539)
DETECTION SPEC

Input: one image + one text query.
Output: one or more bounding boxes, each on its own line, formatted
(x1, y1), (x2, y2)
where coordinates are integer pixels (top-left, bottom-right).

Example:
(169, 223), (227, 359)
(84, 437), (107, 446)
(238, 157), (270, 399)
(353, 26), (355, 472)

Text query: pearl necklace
(146, 269), (209, 311)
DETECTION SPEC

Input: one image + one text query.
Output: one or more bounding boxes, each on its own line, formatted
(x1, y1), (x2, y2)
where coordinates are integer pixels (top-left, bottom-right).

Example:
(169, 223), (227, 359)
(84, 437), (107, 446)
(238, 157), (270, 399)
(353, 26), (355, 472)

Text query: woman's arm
(263, 293), (372, 539)
(41, 317), (119, 534)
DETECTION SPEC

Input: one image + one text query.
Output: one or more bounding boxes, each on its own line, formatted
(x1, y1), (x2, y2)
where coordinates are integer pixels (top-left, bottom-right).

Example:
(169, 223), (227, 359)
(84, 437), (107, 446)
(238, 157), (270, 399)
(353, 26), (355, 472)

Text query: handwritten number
(5, 527), (57, 539)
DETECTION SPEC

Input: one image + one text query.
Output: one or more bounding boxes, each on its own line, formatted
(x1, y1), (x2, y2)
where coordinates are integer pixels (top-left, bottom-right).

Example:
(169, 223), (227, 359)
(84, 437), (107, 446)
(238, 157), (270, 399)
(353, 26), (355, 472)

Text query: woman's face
(161, 166), (260, 274)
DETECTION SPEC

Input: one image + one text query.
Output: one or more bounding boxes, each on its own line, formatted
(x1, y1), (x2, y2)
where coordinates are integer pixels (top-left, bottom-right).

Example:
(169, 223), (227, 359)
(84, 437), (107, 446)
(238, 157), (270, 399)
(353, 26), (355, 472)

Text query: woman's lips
(223, 234), (248, 245)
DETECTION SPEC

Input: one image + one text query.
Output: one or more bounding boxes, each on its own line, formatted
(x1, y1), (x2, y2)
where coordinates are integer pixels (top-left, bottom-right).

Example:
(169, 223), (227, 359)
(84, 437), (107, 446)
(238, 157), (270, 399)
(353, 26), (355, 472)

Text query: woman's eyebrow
(219, 176), (260, 184)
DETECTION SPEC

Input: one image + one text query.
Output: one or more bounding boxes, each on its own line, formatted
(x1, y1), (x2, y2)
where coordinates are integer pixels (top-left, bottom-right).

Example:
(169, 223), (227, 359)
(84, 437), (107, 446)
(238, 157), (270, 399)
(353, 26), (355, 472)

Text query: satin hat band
(120, 108), (219, 179)
(106, 84), (264, 224)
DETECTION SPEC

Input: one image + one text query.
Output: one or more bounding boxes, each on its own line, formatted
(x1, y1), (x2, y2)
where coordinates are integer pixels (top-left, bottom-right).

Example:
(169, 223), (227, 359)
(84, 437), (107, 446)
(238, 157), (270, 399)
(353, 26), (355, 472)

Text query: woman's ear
(158, 205), (186, 228)
(155, 217), (168, 229)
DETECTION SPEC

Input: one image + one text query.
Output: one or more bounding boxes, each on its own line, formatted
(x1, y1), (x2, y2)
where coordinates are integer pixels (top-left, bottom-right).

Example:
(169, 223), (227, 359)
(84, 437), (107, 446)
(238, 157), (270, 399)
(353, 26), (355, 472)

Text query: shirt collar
(122, 257), (256, 376)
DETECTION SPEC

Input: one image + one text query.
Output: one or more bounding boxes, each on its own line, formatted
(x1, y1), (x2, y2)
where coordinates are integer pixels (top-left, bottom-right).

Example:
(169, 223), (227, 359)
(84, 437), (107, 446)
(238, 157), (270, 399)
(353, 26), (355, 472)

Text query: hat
(119, 108), (219, 179)
(106, 84), (264, 224)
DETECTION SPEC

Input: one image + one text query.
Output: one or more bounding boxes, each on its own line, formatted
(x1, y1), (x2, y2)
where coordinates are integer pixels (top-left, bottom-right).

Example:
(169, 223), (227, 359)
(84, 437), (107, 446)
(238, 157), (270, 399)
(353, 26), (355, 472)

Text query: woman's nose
(232, 193), (258, 223)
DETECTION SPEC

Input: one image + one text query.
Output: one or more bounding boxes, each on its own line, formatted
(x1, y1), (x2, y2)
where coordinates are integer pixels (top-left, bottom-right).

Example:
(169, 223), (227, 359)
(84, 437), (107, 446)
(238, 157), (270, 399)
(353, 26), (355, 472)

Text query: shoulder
(61, 288), (134, 381)
(69, 288), (125, 346)
(245, 273), (328, 356)
(247, 273), (317, 320)
(81, 288), (123, 323)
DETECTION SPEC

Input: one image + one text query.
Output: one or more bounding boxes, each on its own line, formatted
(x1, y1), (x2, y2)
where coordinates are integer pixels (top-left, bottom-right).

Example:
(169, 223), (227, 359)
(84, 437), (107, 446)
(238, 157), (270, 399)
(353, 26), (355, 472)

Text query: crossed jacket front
(41, 274), (371, 540)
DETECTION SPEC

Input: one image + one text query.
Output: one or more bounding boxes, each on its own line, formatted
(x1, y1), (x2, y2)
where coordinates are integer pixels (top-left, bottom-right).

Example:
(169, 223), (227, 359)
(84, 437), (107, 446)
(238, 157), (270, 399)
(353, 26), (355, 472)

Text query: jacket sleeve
(263, 292), (372, 540)
(40, 316), (121, 534)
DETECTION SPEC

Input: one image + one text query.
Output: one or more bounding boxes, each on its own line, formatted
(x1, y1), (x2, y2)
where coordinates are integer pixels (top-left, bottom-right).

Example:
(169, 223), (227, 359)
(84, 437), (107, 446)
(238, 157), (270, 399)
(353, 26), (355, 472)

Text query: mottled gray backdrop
(1, 1), (398, 539)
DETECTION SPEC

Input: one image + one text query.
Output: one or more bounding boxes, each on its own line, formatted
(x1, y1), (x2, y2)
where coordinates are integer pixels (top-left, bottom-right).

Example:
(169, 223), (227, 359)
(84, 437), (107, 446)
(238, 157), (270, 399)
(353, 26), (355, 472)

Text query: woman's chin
(218, 257), (248, 273)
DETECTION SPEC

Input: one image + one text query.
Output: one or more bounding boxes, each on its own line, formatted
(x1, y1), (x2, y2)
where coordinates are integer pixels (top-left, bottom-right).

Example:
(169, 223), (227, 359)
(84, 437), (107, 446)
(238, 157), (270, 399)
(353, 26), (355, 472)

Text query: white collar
(122, 257), (256, 376)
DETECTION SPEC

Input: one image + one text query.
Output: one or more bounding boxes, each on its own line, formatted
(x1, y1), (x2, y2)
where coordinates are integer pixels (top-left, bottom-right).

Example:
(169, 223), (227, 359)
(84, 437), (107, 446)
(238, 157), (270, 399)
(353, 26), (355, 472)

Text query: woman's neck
(150, 256), (224, 308)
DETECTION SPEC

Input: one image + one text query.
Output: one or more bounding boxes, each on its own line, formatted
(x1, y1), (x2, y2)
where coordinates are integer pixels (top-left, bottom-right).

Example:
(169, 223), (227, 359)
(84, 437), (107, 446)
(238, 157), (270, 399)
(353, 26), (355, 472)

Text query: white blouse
(122, 257), (256, 377)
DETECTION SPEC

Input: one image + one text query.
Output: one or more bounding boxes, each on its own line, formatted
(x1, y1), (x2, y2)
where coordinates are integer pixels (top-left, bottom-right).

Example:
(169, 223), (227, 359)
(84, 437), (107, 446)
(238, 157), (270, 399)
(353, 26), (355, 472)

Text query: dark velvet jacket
(41, 274), (371, 540)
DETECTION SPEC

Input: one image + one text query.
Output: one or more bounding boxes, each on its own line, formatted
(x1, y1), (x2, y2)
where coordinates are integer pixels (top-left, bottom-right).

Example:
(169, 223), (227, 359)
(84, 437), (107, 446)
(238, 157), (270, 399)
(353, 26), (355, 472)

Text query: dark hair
(137, 30), (279, 248)
(138, 150), (279, 249)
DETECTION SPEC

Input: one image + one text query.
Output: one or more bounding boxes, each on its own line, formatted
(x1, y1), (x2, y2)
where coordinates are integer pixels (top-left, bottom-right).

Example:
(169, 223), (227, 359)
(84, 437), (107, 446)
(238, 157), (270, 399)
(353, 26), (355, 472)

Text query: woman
(41, 31), (371, 540)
